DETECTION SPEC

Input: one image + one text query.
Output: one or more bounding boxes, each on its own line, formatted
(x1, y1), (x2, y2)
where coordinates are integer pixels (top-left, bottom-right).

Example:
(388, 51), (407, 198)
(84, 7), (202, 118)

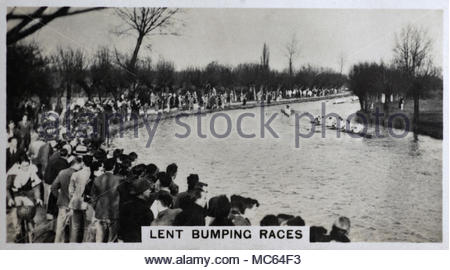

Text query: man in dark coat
(6, 137), (22, 171)
(17, 114), (32, 152)
(173, 174), (207, 208)
(44, 147), (69, 219)
(166, 163), (179, 196)
(35, 140), (54, 178)
(207, 195), (234, 226)
(173, 187), (207, 226)
(119, 178), (154, 242)
(44, 148), (69, 185)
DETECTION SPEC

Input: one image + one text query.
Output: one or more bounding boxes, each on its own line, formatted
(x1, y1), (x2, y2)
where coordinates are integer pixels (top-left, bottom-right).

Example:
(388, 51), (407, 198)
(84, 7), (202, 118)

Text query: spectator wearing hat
(91, 158), (122, 243)
(117, 164), (153, 227)
(93, 149), (107, 162)
(68, 155), (92, 242)
(173, 185), (207, 226)
(151, 191), (182, 226)
(119, 177), (154, 242)
(74, 144), (89, 156)
(207, 195), (234, 226)
(173, 174), (207, 208)
(51, 157), (83, 243)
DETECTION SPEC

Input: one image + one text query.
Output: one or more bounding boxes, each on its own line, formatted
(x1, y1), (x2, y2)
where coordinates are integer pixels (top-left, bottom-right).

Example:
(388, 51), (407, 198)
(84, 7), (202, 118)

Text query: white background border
(0, 0), (448, 259)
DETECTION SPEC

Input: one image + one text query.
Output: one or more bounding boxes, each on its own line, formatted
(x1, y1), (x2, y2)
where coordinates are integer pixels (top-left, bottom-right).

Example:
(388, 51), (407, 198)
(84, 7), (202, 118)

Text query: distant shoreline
(107, 92), (353, 137)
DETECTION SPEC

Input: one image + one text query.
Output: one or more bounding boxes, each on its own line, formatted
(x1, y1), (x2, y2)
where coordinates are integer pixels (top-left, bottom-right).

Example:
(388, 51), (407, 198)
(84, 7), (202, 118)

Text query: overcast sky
(11, 8), (443, 73)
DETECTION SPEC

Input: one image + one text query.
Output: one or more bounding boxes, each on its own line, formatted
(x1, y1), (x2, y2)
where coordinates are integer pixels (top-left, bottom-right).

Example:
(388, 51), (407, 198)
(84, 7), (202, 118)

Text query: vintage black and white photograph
(2, 3), (446, 248)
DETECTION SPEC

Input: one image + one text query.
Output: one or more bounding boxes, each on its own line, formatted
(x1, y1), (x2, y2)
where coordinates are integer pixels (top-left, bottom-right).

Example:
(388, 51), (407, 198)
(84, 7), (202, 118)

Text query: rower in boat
(311, 115), (322, 126)
(281, 105), (293, 117)
(326, 116), (344, 129)
(329, 119), (371, 138)
(350, 122), (364, 134)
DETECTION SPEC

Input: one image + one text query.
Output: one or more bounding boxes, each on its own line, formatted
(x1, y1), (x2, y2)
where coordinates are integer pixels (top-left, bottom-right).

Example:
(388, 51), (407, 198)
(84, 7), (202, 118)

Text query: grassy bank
(356, 92), (443, 139)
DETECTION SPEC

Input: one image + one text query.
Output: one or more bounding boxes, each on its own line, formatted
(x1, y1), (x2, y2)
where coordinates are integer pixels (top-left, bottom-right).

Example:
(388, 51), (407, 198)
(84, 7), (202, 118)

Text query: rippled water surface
(112, 98), (442, 242)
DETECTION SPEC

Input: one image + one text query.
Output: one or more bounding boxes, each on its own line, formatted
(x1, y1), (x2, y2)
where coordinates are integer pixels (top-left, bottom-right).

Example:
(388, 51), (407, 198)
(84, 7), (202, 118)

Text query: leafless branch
(113, 7), (181, 71)
(7, 7), (106, 45)
(394, 24), (433, 76)
(285, 34), (300, 75)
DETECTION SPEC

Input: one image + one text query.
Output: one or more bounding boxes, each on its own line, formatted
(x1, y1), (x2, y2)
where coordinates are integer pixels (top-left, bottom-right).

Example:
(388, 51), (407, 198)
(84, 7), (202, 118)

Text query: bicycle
(15, 204), (37, 243)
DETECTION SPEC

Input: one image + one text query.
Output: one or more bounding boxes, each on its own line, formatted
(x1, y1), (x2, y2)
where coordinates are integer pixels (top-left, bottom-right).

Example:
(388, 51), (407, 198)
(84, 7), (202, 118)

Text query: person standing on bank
(173, 174), (207, 208)
(207, 195), (234, 226)
(17, 114), (32, 152)
(7, 120), (19, 141)
(44, 147), (69, 220)
(51, 157), (83, 243)
(119, 178), (154, 242)
(68, 155), (92, 243)
(6, 154), (43, 242)
(6, 137), (22, 171)
(166, 163), (179, 196)
(151, 191), (182, 226)
(173, 186), (208, 226)
(91, 158), (122, 243)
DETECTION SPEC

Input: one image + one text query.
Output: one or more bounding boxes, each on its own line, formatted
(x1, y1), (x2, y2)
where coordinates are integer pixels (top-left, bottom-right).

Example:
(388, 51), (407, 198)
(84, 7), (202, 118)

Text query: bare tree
(338, 52), (346, 74)
(393, 24), (433, 138)
(51, 48), (88, 108)
(114, 8), (181, 73)
(7, 7), (106, 45)
(155, 58), (176, 89)
(260, 42), (270, 69)
(285, 34), (300, 76)
(89, 47), (122, 100)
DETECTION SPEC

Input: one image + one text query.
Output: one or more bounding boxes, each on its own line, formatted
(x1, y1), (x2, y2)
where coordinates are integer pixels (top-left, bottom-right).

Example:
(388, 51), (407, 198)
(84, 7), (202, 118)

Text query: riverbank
(355, 96), (443, 139)
(107, 92), (352, 136)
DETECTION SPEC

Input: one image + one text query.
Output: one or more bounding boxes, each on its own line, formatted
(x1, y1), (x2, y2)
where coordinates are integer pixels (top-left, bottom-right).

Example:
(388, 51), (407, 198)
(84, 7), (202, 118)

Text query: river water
(111, 97), (442, 242)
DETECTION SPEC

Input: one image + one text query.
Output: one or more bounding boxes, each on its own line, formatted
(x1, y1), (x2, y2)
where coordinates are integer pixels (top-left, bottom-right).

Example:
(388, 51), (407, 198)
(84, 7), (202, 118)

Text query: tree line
(7, 42), (347, 114)
(7, 7), (348, 123)
(347, 24), (442, 136)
